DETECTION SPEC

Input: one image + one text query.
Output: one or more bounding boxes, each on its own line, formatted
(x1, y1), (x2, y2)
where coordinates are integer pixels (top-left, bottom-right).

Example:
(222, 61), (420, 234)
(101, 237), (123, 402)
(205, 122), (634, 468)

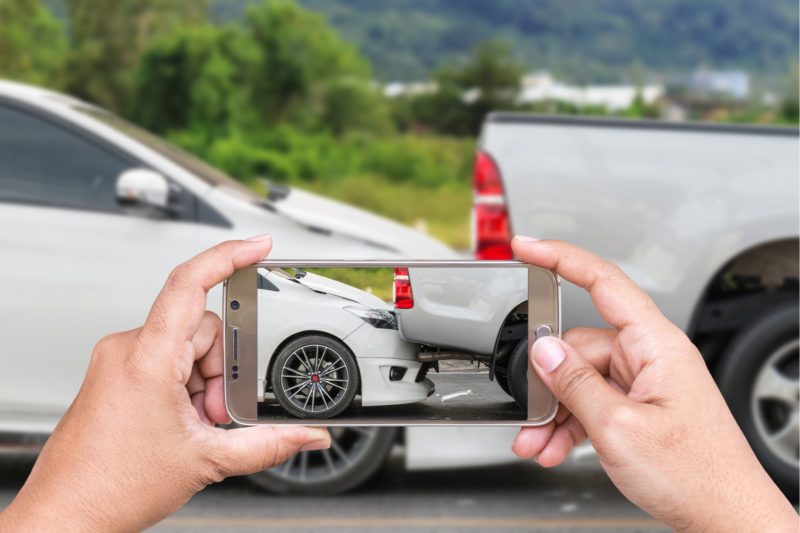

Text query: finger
(537, 415), (588, 467)
(210, 426), (331, 477)
(531, 336), (630, 435)
(203, 375), (230, 425)
(536, 423), (577, 467)
(562, 327), (616, 375)
(186, 364), (206, 398)
(512, 423), (555, 460)
(195, 312), (224, 380)
(143, 236), (272, 346)
(192, 312), (222, 363)
(191, 391), (212, 426)
(553, 402), (571, 425)
(512, 237), (661, 329)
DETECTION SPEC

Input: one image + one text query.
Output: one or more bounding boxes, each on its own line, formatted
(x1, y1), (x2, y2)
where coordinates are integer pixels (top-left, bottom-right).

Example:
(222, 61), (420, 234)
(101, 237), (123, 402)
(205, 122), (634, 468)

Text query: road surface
(0, 445), (667, 533)
(258, 367), (529, 422)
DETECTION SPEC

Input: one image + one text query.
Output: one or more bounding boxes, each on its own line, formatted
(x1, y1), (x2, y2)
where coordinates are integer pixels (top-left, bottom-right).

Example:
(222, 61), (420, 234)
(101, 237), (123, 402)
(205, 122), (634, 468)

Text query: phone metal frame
(223, 260), (560, 427)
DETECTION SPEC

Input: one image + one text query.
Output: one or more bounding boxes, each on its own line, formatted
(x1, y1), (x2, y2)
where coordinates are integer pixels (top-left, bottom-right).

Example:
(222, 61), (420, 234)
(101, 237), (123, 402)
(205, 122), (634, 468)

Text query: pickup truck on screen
(468, 113), (799, 496)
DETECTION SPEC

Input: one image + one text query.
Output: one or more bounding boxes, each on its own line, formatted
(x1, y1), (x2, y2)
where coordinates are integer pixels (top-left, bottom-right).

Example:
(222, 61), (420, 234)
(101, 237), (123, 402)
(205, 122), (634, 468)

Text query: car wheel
(492, 361), (513, 397)
(247, 427), (398, 494)
(271, 335), (359, 419)
(507, 338), (529, 409)
(715, 302), (799, 498)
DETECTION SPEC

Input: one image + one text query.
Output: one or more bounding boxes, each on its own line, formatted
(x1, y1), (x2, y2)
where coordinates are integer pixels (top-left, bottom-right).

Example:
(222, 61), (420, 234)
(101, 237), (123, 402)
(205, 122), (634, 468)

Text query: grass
(302, 267), (394, 302)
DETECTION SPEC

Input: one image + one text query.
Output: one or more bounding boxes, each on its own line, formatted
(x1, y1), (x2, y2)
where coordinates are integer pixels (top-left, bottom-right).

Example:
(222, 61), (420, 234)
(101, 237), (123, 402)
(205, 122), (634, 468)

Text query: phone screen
(224, 261), (559, 426)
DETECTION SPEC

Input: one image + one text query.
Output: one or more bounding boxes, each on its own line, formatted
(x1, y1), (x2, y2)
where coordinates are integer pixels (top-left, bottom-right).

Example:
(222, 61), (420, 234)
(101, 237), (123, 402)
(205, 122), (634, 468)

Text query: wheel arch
(687, 238), (799, 369)
(492, 300), (529, 361)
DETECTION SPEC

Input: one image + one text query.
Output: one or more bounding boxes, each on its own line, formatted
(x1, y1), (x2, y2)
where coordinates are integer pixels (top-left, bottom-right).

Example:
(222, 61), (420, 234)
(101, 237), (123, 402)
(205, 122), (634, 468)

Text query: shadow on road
(0, 450), (666, 532)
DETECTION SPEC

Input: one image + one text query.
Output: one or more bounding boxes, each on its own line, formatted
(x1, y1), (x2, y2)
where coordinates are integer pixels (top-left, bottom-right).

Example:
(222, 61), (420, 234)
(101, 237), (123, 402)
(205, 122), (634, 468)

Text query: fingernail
(300, 439), (330, 452)
(246, 234), (271, 242)
(513, 235), (539, 243)
(532, 337), (566, 373)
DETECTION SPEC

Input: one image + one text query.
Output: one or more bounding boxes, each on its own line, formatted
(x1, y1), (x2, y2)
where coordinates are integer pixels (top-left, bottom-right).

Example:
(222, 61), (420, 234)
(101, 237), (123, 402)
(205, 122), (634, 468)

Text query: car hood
(269, 186), (457, 259)
(291, 272), (390, 310)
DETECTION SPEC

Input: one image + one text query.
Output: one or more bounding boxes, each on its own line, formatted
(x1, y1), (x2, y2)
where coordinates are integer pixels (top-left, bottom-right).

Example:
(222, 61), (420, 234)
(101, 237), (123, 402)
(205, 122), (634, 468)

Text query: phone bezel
(223, 259), (560, 426)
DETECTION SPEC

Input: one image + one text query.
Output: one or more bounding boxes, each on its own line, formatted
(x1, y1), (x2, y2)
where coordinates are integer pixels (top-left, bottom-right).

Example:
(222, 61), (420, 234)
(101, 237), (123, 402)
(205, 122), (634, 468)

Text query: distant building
(689, 68), (750, 100)
(517, 71), (663, 111)
(383, 81), (437, 98)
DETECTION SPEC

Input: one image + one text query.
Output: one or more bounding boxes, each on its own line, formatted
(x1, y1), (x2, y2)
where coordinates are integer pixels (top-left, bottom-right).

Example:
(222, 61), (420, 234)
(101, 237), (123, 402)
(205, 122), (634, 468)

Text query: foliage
(0, 0), (66, 86)
(3, 0), (797, 249)
(241, 0), (373, 129)
(131, 1), (391, 139)
(212, 0), (800, 84)
(131, 25), (245, 138)
(63, 0), (208, 111)
(168, 125), (473, 186)
(408, 39), (524, 135)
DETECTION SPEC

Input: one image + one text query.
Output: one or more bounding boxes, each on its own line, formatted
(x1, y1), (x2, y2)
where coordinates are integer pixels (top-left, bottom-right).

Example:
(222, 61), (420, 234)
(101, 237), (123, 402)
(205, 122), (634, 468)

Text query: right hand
(511, 236), (797, 532)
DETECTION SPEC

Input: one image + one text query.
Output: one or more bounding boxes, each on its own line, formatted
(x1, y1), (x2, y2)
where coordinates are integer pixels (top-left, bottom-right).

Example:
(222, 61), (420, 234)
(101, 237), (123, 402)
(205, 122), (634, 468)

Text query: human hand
(511, 237), (797, 532)
(2, 236), (330, 532)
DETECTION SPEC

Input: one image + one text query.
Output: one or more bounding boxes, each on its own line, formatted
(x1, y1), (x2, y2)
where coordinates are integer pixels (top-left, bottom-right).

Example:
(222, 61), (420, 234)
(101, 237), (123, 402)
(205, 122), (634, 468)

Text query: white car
(394, 267), (529, 407)
(0, 80), (522, 495)
(257, 268), (432, 418)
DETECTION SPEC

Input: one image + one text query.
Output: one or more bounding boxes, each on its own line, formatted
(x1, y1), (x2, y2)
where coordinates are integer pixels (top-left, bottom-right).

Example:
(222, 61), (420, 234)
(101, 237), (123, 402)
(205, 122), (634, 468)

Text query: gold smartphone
(223, 260), (559, 426)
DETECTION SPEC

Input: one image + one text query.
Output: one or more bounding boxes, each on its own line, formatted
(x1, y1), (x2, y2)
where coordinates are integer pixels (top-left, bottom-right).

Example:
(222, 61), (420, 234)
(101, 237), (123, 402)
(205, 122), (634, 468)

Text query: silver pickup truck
(397, 114), (798, 495)
(468, 114), (799, 496)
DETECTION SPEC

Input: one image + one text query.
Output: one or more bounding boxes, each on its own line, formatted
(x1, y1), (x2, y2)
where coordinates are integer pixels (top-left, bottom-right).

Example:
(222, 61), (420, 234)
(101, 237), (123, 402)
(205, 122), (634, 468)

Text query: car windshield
(73, 105), (257, 197)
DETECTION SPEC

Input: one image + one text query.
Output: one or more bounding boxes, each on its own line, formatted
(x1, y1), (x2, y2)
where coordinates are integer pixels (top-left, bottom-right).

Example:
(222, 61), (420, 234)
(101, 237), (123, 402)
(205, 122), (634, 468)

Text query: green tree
(131, 25), (245, 138)
(410, 39), (523, 135)
(64, 0), (209, 112)
(240, 0), (371, 129)
(0, 0), (66, 86)
(320, 78), (392, 136)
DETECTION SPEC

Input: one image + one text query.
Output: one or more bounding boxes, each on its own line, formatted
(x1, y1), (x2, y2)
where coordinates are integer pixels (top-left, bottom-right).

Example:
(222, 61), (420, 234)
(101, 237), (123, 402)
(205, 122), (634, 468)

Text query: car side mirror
(115, 168), (171, 213)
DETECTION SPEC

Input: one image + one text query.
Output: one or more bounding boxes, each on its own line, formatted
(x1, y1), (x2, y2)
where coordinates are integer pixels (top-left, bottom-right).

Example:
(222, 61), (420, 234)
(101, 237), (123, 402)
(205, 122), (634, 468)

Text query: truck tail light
(472, 151), (513, 259)
(393, 267), (414, 309)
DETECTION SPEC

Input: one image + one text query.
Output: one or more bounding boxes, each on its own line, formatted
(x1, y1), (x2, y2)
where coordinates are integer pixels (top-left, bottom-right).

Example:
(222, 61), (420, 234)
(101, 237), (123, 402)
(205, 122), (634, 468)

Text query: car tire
(507, 338), (529, 409)
(715, 302), (799, 499)
(492, 362), (513, 397)
(271, 335), (359, 419)
(247, 427), (398, 494)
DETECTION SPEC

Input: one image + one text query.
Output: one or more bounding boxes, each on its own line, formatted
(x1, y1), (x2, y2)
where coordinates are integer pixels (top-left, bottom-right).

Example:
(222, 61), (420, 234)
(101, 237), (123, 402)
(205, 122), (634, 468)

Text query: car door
(0, 102), (220, 432)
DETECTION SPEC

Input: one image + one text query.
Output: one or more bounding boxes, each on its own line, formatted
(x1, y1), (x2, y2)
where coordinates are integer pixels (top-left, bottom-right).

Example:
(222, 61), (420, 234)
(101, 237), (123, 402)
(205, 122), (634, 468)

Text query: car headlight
(344, 306), (398, 330)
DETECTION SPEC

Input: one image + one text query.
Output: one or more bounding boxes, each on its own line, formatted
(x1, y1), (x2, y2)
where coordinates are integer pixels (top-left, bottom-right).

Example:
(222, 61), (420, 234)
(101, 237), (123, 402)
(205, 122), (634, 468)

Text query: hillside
(210, 0), (799, 83)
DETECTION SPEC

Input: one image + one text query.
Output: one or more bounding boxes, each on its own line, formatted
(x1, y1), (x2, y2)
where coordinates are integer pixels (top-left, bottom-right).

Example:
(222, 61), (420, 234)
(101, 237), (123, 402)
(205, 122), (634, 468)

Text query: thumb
(211, 425), (331, 477)
(531, 336), (627, 435)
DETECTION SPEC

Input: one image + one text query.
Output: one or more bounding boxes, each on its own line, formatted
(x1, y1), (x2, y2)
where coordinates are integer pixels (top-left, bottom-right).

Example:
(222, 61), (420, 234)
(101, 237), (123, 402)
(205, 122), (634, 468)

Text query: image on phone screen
(224, 261), (559, 426)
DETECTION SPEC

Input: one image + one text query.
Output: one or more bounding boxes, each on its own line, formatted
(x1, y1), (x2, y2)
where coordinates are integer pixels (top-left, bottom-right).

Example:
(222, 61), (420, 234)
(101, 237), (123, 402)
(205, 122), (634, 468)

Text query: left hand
(2, 235), (330, 531)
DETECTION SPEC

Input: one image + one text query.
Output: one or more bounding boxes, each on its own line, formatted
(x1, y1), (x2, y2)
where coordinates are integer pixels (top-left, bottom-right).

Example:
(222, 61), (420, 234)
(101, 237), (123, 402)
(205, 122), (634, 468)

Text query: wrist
(2, 483), (107, 532)
(674, 478), (797, 532)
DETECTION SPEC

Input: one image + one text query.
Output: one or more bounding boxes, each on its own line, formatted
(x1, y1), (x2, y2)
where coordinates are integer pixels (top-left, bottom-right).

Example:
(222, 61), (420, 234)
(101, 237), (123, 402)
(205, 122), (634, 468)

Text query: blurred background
(3, 0), (798, 251)
(0, 1), (798, 531)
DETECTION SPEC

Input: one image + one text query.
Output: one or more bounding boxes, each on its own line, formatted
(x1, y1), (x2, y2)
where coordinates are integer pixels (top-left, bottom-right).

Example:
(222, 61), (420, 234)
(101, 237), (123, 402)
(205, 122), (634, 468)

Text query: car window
(0, 104), (132, 212)
(75, 106), (257, 197)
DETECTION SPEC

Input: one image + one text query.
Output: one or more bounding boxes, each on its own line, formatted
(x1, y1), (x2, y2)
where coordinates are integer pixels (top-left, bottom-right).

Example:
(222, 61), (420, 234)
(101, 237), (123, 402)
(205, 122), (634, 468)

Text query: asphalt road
(259, 368), (528, 422)
(0, 446), (667, 533)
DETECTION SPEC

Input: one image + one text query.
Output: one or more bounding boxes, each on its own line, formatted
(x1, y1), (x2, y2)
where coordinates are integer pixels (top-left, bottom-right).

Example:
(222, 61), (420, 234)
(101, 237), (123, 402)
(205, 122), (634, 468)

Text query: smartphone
(223, 260), (560, 426)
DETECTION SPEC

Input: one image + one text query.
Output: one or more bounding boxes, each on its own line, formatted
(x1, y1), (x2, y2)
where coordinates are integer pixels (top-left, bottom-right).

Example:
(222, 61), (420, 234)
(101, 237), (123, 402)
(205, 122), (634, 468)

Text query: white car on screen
(257, 268), (433, 418)
(393, 267), (530, 407)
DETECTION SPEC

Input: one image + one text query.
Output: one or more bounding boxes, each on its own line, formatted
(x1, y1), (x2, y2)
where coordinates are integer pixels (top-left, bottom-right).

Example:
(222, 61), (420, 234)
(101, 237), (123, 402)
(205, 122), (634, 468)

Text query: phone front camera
(230, 300), (240, 310)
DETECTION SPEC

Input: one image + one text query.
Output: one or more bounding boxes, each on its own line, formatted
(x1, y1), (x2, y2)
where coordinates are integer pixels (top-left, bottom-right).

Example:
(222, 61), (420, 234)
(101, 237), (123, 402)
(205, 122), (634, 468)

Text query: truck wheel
(492, 362), (513, 397)
(507, 338), (529, 409)
(715, 302), (799, 498)
(248, 427), (398, 494)
(271, 335), (359, 419)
